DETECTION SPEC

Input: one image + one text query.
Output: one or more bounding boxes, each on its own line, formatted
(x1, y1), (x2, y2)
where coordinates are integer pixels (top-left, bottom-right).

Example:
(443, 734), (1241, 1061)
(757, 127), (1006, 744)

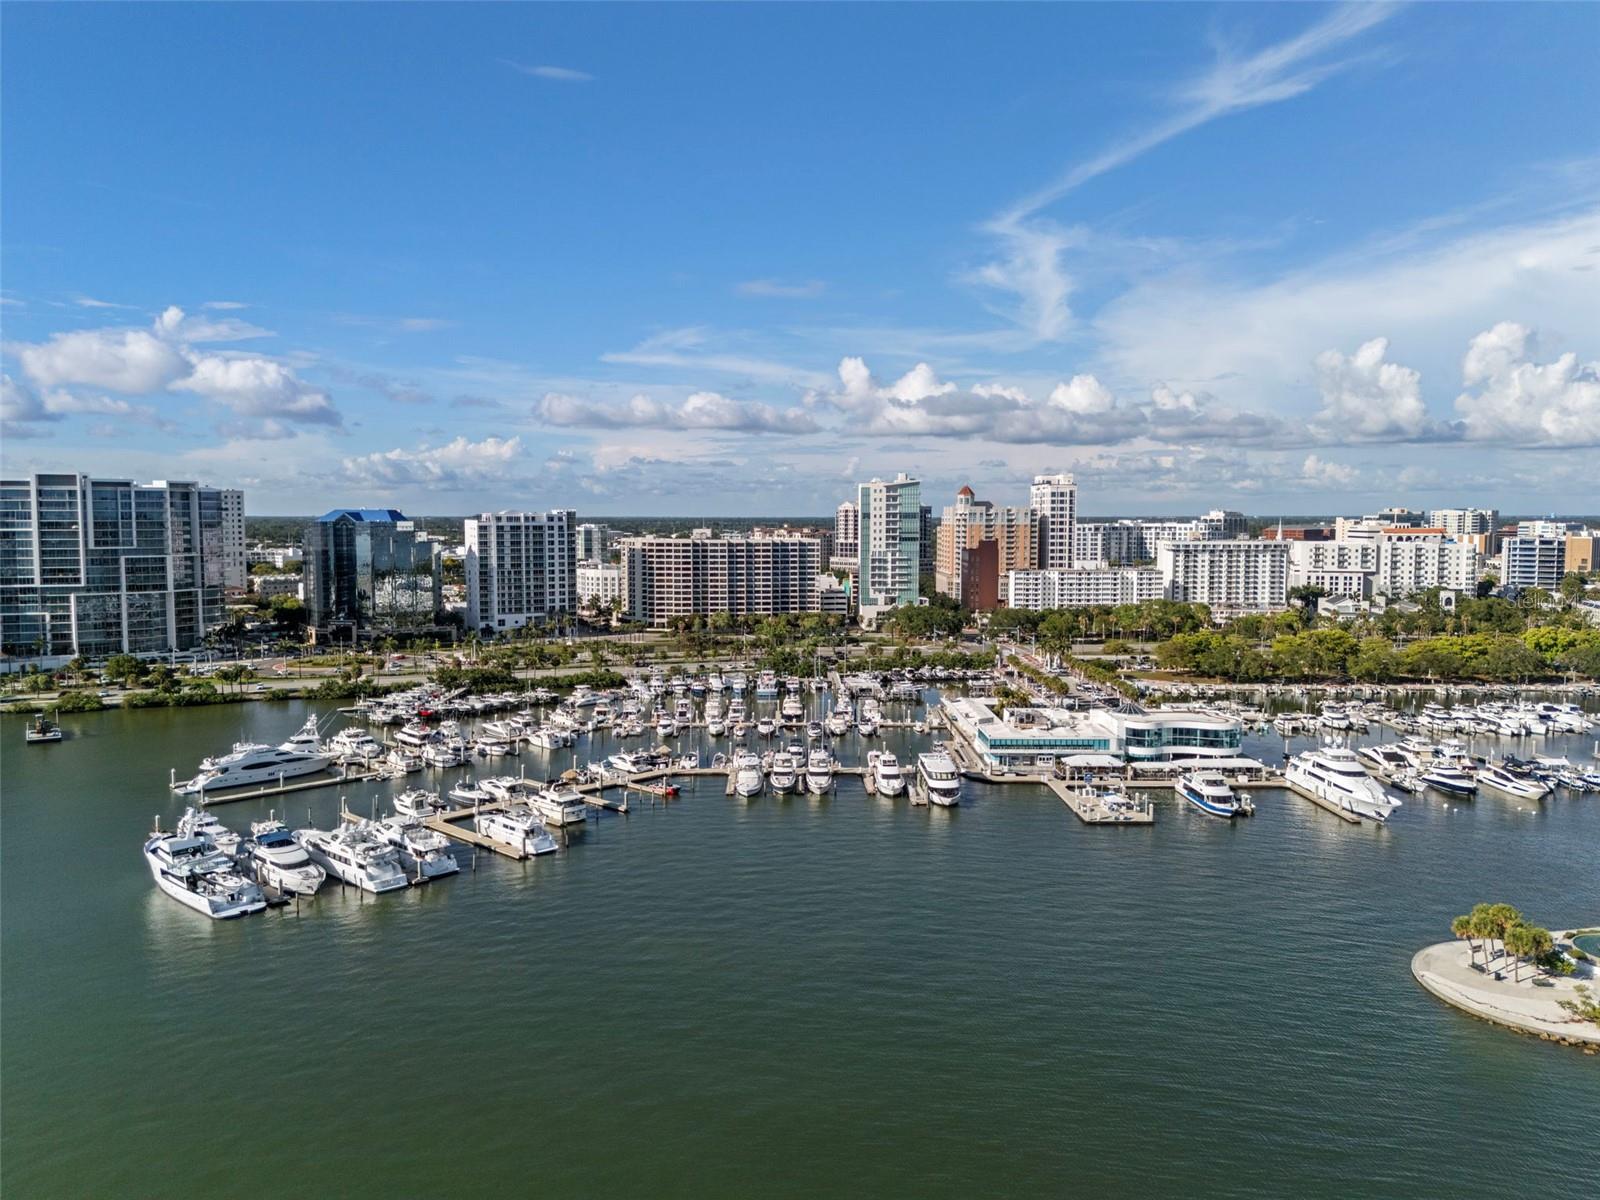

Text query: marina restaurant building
(943, 697), (1243, 773)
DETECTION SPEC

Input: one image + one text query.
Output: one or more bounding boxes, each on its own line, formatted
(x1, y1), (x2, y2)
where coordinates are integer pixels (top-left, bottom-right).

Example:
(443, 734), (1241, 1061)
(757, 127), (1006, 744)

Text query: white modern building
(1072, 517), (1226, 567)
(251, 573), (302, 601)
(1429, 508), (1498, 538)
(817, 574), (851, 616)
(464, 509), (577, 634)
(620, 530), (825, 626)
(943, 696), (1243, 773)
(576, 560), (623, 607)
(1029, 474), (1077, 569)
(1, 472), (229, 660)
(1157, 539), (1289, 611)
(834, 501), (859, 560)
(1004, 567), (1164, 610)
(1288, 532), (1477, 598)
(218, 488), (247, 590)
(857, 474), (922, 621)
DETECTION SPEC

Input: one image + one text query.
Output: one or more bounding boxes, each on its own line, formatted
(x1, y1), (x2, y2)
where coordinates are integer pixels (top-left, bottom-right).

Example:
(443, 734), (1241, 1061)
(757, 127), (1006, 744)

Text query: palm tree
(1451, 913), (1479, 968)
(1503, 923), (1536, 983)
(1481, 903), (1523, 970)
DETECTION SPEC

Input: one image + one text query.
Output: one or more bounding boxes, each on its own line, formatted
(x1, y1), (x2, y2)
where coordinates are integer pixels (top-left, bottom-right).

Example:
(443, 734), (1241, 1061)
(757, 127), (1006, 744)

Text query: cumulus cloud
(1455, 322), (1600, 446)
(537, 389), (820, 434)
(341, 436), (524, 488)
(1311, 336), (1432, 439)
(9, 305), (340, 436)
(1300, 453), (1359, 486)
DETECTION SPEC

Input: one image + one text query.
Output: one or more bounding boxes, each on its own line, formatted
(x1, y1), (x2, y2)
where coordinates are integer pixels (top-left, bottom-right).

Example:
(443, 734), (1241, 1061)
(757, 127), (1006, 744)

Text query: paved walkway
(1411, 932), (1599, 1046)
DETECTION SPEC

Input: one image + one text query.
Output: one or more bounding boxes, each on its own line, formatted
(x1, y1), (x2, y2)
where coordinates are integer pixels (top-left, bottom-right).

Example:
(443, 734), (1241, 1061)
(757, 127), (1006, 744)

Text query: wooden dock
(196, 766), (384, 807)
(1045, 778), (1155, 825)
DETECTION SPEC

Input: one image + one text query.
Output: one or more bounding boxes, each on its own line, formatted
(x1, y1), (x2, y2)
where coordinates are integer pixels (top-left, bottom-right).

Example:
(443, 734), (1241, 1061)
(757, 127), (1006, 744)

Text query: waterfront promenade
(1410, 934), (1599, 1048)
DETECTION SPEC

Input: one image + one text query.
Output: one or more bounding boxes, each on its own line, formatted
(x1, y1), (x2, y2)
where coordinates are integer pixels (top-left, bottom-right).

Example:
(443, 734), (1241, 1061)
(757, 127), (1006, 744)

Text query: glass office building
(304, 508), (441, 632)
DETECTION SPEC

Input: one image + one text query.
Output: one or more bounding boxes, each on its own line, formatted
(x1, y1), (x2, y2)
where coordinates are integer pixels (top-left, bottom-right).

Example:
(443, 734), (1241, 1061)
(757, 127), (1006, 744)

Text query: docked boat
(1357, 744), (1411, 779)
(475, 805), (560, 856)
(1419, 763), (1477, 797)
(805, 721), (824, 741)
(872, 751), (907, 797)
(768, 752), (799, 794)
(295, 825), (409, 893)
(172, 716), (330, 794)
(780, 695), (805, 726)
(1476, 764), (1550, 801)
(531, 785), (590, 827)
(421, 740), (466, 768)
(144, 825), (267, 919)
(176, 806), (243, 856)
(1176, 771), (1246, 818)
(733, 752), (764, 797)
(756, 717), (776, 738)
(1285, 747), (1403, 822)
(25, 713), (63, 744)
(372, 816), (459, 880)
(804, 748), (834, 795)
(916, 750), (962, 807)
(328, 727), (384, 760)
(383, 748), (424, 774)
(244, 817), (327, 895)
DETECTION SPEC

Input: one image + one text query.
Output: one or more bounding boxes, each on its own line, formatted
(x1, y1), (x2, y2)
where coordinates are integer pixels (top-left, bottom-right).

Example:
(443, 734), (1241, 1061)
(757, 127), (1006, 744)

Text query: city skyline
(3, 3), (1598, 515)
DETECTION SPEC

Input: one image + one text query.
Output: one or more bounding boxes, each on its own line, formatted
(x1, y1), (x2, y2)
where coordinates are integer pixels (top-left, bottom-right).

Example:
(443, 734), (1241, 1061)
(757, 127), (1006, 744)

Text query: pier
(1045, 778), (1155, 825)
(194, 765), (384, 807)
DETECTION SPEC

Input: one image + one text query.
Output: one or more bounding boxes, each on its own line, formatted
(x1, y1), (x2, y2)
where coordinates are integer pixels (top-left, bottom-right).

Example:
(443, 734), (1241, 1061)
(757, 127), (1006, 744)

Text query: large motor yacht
(531, 786), (590, 827)
(870, 750), (907, 797)
(1476, 764), (1550, 801)
(294, 825), (410, 893)
(734, 752), (765, 797)
(767, 752), (799, 794)
(474, 806), (560, 856)
(917, 750), (962, 807)
(1176, 771), (1249, 818)
(372, 816), (460, 880)
(245, 817), (327, 895)
(804, 748), (834, 795)
(1285, 747), (1403, 822)
(172, 716), (330, 794)
(144, 825), (267, 919)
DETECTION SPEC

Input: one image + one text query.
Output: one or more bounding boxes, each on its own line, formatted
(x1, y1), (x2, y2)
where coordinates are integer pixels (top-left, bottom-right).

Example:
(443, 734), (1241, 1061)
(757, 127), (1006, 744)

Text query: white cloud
(341, 436), (524, 488)
(1301, 453), (1359, 486)
(537, 389), (821, 434)
(602, 328), (831, 389)
(737, 279), (826, 299)
(202, 300), (249, 310)
(499, 60), (593, 82)
(174, 353), (341, 427)
(1455, 322), (1600, 446)
(15, 326), (189, 393)
(1311, 336), (1431, 439)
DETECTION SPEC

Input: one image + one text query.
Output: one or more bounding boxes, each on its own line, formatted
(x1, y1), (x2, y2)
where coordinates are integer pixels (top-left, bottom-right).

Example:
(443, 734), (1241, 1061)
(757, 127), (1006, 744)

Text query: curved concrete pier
(1411, 933), (1600, 1049)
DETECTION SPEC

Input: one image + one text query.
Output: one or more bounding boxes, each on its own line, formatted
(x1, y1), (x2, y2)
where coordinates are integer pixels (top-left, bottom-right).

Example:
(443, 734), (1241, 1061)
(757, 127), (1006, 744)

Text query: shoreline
(1410, 934), (1600, 1049)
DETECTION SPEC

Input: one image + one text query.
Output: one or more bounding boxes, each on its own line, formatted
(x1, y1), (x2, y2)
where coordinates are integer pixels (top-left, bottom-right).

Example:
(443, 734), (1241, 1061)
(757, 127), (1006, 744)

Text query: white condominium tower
(1029, 473), (1077, 569)
(619, 530), (824, 626)
(218, 488), (247, 590)
(856, 474), (921, 620)
(833, 501), (860, 564)
(1157, 539), (1290, 612)
(573, 522), (608, 563)
(464, 509), (577, 634)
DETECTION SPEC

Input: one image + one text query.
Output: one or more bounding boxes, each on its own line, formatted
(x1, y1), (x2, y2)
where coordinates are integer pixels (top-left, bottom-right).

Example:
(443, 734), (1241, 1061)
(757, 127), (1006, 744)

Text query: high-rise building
(1564, 534), (1597, 576)
(1, 473), (227, 658)
(1157, 539), (1289, 612)
(620, 530), (824, 626)
(919, 504), (936, 580)
(576, 560), (623, 607)
(573, 522), (609, 563)
(304, 508), (441, 633)
(1197, 509), (1248, 538)
(1502, 536), (1566, 590)
(1004, 567), (1164, 610)
(857, 474), (922, 620)
(218, 488), (247, 590)
(1029, 474), (1077, 569)
(935, 485), (1034, 609)
(833, 501), (860, 568)
(464, 509), (577, 633)
(1429, 508), (1498, 538)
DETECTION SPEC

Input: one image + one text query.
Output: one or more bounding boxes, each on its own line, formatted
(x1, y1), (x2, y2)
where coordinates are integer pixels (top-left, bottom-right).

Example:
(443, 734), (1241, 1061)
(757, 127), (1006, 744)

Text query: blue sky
(3, 2), (1597, 517)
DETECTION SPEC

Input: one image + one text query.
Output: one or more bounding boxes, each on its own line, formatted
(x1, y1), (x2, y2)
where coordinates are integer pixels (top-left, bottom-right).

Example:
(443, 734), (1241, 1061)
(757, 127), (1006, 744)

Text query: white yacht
(1176, 771), (1247, 818)
(780, 695), (805, 726)
(244, 817), (327, 895)
(917, 750), (962, 807)
(328, 727), (384, 760)
(144, 826), (267, 919)
(805, 748), (834, 795)
(475, 805), (560, 856)
(421, 740), (466, 768)
(872, 751), (907, 797)
(1285, 747), (1403, 822)
(448, 781), (493, 805)
(756, 717), (776, 738)
(1357, 744), (1411, 779)
(824, 704), (852, 738)
(532, 785), (590, 827)
(733, 752), (765, 797)
(373, 816), (459, 880)
(857, 714), (879, 737)
(172, 716), (330, 794)
(768, 752), (799, 794)
(1476, 764), (1550, 801)
(294, 825), (410, 893)
(176, 806), (242, 856)
(25, 713), (63, 744)
(383, 747), (424, 774)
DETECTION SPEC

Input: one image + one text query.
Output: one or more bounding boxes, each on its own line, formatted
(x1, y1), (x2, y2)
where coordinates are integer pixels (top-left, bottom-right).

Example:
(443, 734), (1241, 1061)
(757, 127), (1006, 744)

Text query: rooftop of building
(316, 508), (409, 523)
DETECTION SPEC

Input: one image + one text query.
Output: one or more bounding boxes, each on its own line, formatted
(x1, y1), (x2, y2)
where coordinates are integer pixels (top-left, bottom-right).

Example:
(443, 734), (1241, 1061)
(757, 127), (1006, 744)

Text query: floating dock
(1045, 778), (1155, 825)
(195, 766), (384, 807)
(1285, 780), (1363, 824)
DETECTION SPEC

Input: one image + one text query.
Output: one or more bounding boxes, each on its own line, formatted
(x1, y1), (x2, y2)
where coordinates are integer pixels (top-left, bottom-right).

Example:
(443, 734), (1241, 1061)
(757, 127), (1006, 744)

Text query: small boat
(733, 752), (764, 797)
(756, 717), (776, 738)
(25, 713), (63, 744)
(768, 752), (799, 794)
(805, 721), (824, 741)
(804, 749), (834, 795)
(1176, 771), (1245, 818)
(872, 751), (907, 797)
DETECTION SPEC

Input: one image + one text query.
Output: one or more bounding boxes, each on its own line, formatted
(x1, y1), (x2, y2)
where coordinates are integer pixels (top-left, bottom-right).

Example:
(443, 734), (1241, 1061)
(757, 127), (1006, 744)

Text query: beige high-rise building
(934, 486), (1034, 609)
